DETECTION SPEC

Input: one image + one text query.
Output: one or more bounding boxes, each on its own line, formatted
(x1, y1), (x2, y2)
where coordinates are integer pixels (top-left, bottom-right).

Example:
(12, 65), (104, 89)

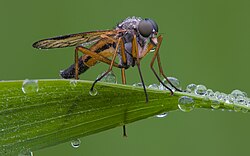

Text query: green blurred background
(1, 0), (250, 155)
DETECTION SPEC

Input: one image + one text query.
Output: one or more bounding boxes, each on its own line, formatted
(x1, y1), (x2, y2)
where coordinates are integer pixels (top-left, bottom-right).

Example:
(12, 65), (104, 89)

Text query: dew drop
(18, 149), (33, 156)
(89, 88), (98, 96)
(98, 71), (117, 84)
(132, 82), (144, 88)
(194, 85), (207, 95)
(22, 80), (39, 94)
(205, 89), (215, 99)
(178, 96), (194, 112)
(186, 84), (197, 93)
(156, 112), (168, 118)
(70, 80), (78, 87)
(159, 77), (181, 91)
(231, 89), (245, 98)
(148, 84), (159, 89)
(71, 138), (81, 148)
(225, 94), (235, 104)
(235, 96), (246, 105)
(211, 100), (220, 109)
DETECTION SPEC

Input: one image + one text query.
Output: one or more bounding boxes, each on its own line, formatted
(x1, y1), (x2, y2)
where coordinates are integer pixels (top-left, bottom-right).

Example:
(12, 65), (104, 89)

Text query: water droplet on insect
(159, 77), (181, 91)
(22, 79), (39, 94)
(194, 85), (207, 95)
(211, 100), (220, 109)
(71, 138), (81, 148)
(156, 112), (168, 118)
(70, 80), (78, 87)
(132, 82), (144, 88)
(98, 71), (117, 84)
(150, 47), (156, 53)
(148, 84), (159, 89)
(178, 96), (194, 112)
(186, 84), (197, 93)
(18, 149), (33, 156)
(89, 88), (98, 96)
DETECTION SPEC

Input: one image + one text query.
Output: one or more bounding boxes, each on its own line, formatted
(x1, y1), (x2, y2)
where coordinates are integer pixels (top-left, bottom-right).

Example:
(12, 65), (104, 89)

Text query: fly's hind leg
(89, 37), (122, 91)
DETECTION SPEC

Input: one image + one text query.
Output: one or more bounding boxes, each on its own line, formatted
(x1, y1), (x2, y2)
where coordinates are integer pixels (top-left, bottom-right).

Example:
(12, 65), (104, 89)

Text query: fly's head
(138, 18), (159, 46)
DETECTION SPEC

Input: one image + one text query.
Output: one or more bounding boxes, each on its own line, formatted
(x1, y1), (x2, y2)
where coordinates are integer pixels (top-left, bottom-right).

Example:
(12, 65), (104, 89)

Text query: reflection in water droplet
(71, 138), (81, 148)
(22, 80), (39, 94)
(159, 77), (181, 91)
(186, 84), (197, 93)
(178, 96), (194, 112)
(211, 100), (220, 109)
(148, 84), (159, 89)
(18, 149), (33, 156)
(156, 112), (168, 118)
(98, 71), (117, 84)
(89, 88), (98, 96)
(194, 85), (207, 95)
(236, 96), (246, 105)
(70, 80), (78, 87)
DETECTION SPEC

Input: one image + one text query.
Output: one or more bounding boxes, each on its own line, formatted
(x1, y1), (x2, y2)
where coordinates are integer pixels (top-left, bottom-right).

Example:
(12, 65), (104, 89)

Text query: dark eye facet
(138, 19), (153, 37)
(145, 18), (158, 33)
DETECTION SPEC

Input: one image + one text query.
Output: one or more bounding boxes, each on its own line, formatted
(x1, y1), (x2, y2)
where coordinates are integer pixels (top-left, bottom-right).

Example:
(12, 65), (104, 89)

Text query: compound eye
(146, 18), (158, 33)
(138, 19), (153, 37)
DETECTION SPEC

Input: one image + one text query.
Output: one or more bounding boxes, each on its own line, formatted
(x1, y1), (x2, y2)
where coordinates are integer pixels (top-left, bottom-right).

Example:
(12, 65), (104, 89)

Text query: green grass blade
(0, 79), (248, 155)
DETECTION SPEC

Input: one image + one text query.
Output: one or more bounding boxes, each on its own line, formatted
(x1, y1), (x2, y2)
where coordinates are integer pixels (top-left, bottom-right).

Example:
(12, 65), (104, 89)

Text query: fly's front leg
(132, 35), (148, 103)
(149, 35), (182, 94)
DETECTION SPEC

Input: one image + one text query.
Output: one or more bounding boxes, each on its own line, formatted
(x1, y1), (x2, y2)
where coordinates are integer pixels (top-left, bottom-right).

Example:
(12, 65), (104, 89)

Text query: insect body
(33, 16), (181, 101)
(33, 16), (181, 137)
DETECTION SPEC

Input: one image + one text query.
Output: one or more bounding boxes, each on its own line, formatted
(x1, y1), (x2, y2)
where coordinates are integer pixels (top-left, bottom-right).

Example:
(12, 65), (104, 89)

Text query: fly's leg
(149, 35), (181, 95)
(120, 38), (128, 137)
(89, 37), (122, 91)
(131, 35), (149, 103)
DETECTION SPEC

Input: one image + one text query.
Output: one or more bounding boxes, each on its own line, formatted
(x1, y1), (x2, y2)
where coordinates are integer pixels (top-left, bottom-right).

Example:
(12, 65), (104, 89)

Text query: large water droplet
(148, 84), (159, 89)
(89, 88), (98, 96)
(194, 85), (207, 95)
(231, 90), (245, 98)
(159, 77), (181, 91)
(98, 71), (117, 83)
(178, 96), (194, 112)
(71, 138), (81, 148)
(18, 149), (33, 156)
(186, 84), (196, 93)
(156, 112), (168, 118)
(22, 80), (39, 94)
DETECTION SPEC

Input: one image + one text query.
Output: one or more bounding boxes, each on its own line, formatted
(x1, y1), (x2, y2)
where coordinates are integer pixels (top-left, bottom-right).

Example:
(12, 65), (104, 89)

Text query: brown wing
(32, 29), (121, 49)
